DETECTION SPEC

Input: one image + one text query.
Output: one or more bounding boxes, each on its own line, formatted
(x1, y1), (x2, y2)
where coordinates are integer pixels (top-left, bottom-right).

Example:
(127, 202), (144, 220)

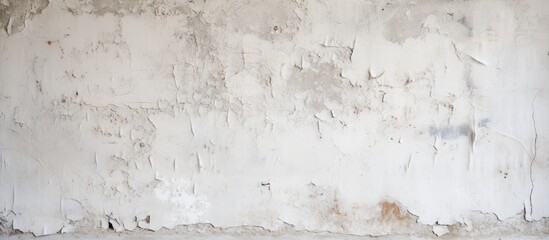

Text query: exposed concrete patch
(0, 0), (49, 34)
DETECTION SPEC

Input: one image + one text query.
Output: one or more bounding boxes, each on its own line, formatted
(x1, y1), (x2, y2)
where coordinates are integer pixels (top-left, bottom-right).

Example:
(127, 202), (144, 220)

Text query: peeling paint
(1, 0), (549, 238)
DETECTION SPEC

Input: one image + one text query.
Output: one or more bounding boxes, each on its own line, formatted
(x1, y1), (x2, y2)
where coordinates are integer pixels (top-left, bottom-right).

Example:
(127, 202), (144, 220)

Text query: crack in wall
(527, 92), (539, 221)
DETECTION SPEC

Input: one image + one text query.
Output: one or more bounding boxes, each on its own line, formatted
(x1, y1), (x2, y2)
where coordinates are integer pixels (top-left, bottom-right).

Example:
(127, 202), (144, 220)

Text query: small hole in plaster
(261, 182), (271, 191)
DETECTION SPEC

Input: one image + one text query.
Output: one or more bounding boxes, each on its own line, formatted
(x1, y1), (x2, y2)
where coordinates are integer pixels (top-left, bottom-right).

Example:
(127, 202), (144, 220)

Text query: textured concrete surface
(1, 0), (549, 238)
(2, 233), (549, 240)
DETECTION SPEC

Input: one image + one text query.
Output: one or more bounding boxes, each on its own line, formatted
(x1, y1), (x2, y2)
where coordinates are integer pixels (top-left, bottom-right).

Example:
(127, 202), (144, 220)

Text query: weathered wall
(1, 0), (548, 237)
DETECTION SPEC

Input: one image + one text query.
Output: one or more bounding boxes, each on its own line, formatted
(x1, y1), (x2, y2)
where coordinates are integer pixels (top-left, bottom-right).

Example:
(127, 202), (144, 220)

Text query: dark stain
(470, 129), (475, 145)
(47, 40), (53, 45)
(458, 17), (473, 36)
(35, 80), (42, 93)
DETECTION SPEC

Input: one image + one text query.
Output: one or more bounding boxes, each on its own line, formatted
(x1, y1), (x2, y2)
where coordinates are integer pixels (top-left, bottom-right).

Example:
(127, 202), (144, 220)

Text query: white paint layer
(1, 0), (548, 237)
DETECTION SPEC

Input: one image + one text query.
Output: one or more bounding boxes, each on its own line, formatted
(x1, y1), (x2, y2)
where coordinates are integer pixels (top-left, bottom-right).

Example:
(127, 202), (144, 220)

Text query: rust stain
(379, 201), (409, 222)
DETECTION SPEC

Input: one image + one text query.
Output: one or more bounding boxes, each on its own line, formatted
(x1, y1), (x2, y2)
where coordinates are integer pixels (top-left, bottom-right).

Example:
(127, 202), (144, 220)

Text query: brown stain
(330, 200), (347, 217)
(379, 201), (409, 222)
(47, 40), (53, 45)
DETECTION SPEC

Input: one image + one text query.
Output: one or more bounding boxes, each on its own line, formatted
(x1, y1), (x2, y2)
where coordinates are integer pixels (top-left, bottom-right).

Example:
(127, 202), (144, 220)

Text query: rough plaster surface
(3, 233), (549, 240)
(1, 0), (549, 238)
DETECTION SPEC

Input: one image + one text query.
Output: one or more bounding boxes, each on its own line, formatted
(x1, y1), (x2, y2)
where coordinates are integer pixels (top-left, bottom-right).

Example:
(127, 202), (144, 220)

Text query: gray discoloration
(457, 16), (473, 36)
(429, 124), (470, 139)
(382, 4), (429, 43)
(478, 118), (490, 128)
(64, 0), (188, 16)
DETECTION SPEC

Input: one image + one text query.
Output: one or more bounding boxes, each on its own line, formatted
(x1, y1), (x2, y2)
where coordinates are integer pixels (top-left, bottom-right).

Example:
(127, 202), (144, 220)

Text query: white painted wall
(1, 0), (548, 237)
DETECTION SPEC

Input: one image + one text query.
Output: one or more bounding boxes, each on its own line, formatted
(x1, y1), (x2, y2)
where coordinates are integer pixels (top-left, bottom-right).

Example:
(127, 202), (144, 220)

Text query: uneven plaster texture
(1, 0), (549, 237)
